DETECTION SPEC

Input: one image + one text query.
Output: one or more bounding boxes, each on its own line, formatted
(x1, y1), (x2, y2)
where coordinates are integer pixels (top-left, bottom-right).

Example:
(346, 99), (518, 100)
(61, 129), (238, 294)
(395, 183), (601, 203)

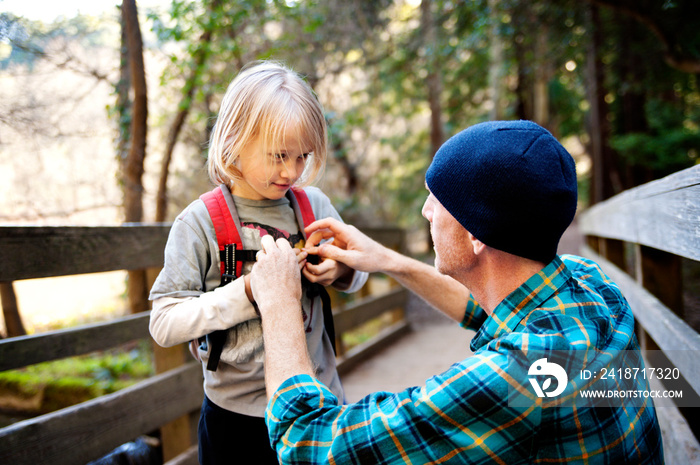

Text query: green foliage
(611, 99), (700, 173)
(10, 0), (697, 234)
(0, 343), (154, 414)
(0, 12), (112, 70)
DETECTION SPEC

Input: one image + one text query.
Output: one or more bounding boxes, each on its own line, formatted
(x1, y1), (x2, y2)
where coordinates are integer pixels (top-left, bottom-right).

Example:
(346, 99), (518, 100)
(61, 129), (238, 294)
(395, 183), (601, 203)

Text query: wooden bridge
(1, 163), (699, 464)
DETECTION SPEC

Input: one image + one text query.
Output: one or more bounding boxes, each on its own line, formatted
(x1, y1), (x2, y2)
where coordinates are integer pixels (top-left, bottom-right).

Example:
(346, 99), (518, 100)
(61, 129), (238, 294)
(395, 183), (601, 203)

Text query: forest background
(1, 0), (699, 335)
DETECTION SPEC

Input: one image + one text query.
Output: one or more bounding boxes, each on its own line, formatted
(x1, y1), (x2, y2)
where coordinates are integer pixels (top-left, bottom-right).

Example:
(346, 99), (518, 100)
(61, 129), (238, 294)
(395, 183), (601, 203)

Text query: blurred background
(1, 0), (699, 332)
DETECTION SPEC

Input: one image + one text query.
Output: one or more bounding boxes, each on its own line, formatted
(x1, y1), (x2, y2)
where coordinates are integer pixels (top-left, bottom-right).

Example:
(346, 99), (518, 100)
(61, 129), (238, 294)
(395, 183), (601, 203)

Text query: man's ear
(467, 232), (487, 255)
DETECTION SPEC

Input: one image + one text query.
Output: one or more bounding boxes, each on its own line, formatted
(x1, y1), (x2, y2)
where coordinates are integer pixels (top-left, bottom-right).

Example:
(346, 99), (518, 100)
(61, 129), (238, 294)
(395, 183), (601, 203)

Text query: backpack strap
(291, 188), (337, 356)
(200, 186), (256, 283)
(199, 185), (255, 371)
(291, 187), (315, 230)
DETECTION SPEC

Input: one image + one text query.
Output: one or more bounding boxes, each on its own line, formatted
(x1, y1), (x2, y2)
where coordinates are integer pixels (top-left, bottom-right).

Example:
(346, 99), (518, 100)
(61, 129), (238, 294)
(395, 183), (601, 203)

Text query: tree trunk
(155, 0), (222, 222)
(1, 282), (26, 338)
(488, 0), (505, 120)
(421, 0), (444, 159)
(512, 4), (533, 121)
(585, 4), (616, 205)
(617, 14), (650, 189)
(533, 24), (551, 130)
(421, 0), (443, 250)
(116, 13), (131, 171)
(121, 0), (149, 313)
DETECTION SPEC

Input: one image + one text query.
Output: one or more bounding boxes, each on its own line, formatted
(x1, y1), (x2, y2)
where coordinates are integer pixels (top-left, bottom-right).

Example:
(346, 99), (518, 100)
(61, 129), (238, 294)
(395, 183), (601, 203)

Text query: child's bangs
(257, 102), (324, 183)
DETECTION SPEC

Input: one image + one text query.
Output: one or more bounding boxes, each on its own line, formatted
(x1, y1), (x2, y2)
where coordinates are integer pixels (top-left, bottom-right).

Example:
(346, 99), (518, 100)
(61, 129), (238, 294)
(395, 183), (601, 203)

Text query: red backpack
(199, 185), (335, 371)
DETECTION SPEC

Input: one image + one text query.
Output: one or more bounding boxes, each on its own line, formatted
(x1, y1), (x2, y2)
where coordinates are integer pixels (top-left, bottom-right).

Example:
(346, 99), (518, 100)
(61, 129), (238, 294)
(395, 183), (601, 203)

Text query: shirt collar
(469, 256), (571, 352)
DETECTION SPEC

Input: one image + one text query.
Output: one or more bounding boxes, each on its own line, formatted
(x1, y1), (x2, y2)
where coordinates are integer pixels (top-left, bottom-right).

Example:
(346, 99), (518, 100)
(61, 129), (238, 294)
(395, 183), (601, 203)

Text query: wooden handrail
(0, 363), (202, 464)
(579, 164), (700, 464)
(0, 223), (409, 464)
(579, 164), (700, 261)
(0, 312), (151, 371)
(0, 224), (171, 281)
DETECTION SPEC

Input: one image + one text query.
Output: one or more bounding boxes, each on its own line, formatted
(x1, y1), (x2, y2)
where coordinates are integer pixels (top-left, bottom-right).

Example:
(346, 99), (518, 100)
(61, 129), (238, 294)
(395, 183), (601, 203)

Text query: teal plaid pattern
(266, 255), (664, 464)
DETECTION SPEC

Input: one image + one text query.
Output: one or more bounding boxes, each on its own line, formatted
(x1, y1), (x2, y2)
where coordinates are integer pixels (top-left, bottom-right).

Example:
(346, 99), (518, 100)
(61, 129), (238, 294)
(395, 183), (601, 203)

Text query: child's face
(232, 129), (311, 200)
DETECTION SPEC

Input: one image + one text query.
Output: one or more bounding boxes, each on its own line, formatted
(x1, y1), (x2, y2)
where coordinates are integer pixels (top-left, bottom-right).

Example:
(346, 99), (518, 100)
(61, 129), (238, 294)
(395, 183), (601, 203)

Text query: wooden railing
(0, 224), (408, 464)
(579, 164), (700, 464)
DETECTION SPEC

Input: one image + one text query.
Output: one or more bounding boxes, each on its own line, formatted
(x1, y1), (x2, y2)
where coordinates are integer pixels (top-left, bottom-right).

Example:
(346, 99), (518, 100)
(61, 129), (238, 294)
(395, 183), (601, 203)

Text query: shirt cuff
(265, 374), (340, 445)
(460, 294), (487, 330)
(333, 269), (369, 294)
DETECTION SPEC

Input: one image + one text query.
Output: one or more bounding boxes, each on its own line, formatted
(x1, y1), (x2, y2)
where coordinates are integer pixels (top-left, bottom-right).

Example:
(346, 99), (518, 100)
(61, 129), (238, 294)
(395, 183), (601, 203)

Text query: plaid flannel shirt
(266, 255), (664, 464)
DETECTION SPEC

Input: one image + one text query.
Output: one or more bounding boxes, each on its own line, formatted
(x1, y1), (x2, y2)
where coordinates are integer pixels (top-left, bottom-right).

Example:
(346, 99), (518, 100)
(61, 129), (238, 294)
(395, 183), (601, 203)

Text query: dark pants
(198, 395), (279, 465)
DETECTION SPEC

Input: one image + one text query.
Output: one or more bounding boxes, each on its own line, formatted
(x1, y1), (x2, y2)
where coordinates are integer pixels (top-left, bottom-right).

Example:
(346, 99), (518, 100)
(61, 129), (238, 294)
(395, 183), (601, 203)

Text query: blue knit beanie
(425, 120), (577, 263)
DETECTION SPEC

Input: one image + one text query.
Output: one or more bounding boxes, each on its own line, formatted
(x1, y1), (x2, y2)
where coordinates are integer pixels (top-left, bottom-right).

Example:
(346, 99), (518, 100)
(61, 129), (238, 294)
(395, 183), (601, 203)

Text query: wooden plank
(333, 288), (409, 335)
(361, 227), (406, 252)
(0, 224), (171, 281)
(0, 362), (203, 465)
(164, 445), (199, 465)
(0, 312), (151, 371)
(336, 321), (411, 376)
(579, 164), (700, 261)
(581, 245), (700, 396)
(645, 359), (700, 465)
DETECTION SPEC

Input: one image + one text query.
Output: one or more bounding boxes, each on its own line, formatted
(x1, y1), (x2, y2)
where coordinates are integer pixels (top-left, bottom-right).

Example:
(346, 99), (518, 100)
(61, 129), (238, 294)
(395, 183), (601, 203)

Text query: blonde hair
(207, 61), (327, 188)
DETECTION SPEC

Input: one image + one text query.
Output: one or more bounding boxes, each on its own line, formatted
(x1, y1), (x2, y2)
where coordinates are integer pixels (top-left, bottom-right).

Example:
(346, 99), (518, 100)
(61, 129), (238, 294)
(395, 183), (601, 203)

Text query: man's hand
(250, 235), (302, 312)
(303, 218), (390, 274)
(305, 218), (471, 322)
(301, 228), (351, 285)
(250, 235), (314, 397)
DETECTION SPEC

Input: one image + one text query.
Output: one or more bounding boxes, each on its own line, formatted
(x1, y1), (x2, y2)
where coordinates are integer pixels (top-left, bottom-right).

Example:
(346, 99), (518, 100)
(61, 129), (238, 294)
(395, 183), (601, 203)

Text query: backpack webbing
(199, 185), (336, 371)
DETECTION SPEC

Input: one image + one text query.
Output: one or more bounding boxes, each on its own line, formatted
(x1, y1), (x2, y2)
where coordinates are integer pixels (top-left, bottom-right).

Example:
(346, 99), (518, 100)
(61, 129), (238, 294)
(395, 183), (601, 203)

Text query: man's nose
(421, 196), (433, 221)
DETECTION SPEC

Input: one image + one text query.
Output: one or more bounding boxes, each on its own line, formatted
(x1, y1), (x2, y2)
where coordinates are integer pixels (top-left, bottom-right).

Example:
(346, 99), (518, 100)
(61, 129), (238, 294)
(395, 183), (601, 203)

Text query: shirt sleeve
(149, 280), (258, 347)
(460, 294), (488, 330)
(148, 203), (258, 346)
(265, 351), (540, 464)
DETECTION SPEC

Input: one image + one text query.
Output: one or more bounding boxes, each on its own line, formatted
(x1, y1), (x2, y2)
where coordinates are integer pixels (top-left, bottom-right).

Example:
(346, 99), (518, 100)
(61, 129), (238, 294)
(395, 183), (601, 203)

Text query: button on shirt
(265, 255), (664, 464)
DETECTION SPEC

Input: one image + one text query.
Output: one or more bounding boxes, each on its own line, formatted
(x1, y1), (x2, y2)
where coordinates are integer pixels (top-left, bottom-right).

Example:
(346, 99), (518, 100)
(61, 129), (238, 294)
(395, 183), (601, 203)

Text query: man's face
(421, 190), (473, 277)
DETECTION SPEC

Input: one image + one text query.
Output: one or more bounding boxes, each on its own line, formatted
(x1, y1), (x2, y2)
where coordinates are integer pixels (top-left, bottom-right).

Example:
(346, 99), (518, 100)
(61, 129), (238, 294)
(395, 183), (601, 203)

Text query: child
(149, 61), (368, 464)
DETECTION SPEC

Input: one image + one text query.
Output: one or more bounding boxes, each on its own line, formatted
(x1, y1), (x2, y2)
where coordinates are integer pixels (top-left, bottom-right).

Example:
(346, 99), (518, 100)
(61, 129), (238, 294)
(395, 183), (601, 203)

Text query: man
(250, 120), (664, 464)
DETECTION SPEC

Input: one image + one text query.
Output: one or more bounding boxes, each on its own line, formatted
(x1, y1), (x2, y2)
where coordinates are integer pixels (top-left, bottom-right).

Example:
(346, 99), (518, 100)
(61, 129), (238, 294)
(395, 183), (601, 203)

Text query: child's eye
(271, 153), (286, 161)
(301, 152), (311, 160)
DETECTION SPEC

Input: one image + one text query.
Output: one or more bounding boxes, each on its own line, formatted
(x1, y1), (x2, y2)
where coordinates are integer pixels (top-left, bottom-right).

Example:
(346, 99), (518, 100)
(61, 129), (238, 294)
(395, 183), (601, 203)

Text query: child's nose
(282, 162), (297, 180)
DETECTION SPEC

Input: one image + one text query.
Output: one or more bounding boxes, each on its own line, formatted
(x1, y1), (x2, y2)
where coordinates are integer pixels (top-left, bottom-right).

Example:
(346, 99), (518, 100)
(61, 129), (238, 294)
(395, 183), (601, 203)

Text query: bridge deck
(341, 318), (475, 402)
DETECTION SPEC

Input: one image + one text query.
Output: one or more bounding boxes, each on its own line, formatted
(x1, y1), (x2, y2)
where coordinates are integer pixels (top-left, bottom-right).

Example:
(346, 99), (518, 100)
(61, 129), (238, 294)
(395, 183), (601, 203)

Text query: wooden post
(634, 244), (683, 351)
(600, 238), (625, 271)
(388, 229), (407, 325)
(149, 267), (195, 461)
(586, 235), (600, 255)
(153, 343), (193, 462)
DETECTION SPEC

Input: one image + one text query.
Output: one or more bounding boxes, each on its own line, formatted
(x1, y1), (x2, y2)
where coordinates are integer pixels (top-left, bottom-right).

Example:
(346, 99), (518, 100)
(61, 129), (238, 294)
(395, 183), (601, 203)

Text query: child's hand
(302, 231), (351, 285)
(302, 256), (351, 286)
(294, 248), (309, 270)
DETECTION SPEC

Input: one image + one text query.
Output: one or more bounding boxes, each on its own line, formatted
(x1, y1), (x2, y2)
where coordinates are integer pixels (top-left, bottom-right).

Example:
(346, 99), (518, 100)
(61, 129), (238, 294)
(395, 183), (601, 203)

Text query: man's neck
(464, 251), (547, 315)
